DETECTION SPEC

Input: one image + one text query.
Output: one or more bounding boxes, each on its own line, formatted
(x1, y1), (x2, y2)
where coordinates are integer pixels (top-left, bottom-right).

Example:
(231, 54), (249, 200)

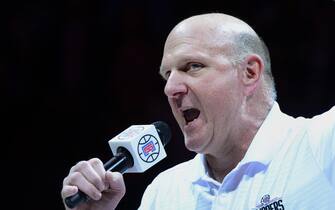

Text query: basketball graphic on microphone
(137, 134), (160, 163)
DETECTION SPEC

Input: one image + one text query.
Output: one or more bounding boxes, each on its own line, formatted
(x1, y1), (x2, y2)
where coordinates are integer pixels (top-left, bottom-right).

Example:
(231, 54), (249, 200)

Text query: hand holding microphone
(61, 121), (171, 209)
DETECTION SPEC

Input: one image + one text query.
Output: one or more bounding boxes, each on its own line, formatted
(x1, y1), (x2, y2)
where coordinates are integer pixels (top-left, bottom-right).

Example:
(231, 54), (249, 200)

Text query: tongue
(183, 108), (200, 124)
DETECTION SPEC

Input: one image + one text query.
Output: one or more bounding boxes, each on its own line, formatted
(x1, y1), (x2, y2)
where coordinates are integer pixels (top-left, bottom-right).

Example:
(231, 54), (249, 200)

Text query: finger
(63, 171), (102, 201)
(105, 172), (126, 198)
(61, 185), (78, 199)
(70, 160), (105, 192)
(88, 158), (107, 189)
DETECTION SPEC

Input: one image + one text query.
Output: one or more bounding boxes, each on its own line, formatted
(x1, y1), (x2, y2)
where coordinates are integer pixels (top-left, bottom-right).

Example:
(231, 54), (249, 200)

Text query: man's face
(160, 24), (244, 155)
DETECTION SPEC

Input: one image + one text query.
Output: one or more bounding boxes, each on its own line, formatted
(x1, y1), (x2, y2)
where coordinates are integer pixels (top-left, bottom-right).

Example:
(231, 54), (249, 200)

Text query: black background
(3, 0), (335, 209)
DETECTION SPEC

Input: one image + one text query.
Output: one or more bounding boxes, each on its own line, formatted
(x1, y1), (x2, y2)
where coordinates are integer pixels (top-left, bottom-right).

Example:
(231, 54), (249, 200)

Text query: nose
(164, 70), (187, 98)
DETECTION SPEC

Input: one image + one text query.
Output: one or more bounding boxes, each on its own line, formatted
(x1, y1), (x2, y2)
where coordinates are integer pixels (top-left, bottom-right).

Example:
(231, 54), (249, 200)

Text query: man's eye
(187, 63), (204, 71)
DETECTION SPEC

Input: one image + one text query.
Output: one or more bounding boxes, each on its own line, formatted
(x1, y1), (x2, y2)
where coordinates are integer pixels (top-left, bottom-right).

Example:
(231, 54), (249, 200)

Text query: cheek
(202, 79), (241, 122)
(203, 80), (236, 106)
(167, 99), (184, 127)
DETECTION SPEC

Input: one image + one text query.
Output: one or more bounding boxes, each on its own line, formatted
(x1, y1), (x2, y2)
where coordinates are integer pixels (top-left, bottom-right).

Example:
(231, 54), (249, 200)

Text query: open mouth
(183, 108), (200, 125)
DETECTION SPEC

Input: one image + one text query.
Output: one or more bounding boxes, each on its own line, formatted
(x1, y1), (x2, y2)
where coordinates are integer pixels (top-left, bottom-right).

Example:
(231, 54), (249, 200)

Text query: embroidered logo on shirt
(252, 194), (285, 210)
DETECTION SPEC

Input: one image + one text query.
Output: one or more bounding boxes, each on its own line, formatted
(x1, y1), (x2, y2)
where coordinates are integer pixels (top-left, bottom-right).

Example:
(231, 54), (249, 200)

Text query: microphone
(65, 121), (171, 209)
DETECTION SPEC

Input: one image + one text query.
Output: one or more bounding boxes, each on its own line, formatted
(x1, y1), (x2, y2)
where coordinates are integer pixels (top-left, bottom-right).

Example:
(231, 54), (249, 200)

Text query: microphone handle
(65, 149), (133, 209)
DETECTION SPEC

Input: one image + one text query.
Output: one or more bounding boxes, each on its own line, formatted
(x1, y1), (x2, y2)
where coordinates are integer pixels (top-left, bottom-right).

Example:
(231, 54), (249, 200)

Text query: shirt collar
(239, 101), (291, 166)
(185, 153), (216, 184)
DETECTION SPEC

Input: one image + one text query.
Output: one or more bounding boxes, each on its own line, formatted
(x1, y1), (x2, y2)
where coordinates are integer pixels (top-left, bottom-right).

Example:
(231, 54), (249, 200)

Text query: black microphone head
(153, 121), (171, 146)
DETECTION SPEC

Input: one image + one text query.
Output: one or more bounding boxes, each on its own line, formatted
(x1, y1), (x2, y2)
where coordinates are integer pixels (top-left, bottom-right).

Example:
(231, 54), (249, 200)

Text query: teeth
(183, 108), (200, 124)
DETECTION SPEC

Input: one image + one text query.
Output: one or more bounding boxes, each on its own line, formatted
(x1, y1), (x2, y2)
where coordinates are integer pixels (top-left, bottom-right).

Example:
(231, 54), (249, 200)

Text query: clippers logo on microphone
(109, 123), (168, 173)
(137, 134), (160, 163)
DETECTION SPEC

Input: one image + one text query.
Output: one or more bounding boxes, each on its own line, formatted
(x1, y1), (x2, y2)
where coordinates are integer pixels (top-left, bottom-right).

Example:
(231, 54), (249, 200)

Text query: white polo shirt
(138, 102), (335, 210)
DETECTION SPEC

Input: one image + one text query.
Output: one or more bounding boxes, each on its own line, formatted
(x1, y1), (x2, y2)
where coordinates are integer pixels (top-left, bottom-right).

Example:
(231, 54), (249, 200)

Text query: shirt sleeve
(307, 106), (335, 188)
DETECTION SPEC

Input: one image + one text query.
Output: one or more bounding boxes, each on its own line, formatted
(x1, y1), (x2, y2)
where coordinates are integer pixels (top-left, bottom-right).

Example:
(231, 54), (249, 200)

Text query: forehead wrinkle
(167, 28), (235, 60)
(162, 35), (206, 67)
(160, 40), (231, 79)
(166, 32), (227, 59)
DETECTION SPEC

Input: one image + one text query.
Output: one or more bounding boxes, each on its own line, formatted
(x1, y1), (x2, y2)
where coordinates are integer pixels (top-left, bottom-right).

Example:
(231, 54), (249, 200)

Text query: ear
(241, 54), (264, 96)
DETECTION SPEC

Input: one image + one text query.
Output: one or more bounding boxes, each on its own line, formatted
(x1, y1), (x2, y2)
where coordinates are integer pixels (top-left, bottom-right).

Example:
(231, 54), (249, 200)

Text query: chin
(184, 136), (208, 153)
(183, 124), (212, 153)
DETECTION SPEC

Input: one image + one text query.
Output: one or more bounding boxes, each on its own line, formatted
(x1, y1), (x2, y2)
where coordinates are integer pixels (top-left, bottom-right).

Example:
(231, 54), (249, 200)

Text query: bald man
(61, 13), (335, 210)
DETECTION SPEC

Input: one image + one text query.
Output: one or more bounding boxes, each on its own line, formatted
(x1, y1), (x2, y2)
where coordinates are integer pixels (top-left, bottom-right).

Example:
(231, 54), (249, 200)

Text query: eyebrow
(159, 54), (206, 75)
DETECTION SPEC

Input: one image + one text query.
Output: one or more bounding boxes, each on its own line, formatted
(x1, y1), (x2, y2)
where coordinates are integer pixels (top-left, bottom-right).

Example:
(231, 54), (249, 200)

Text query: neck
(206, 148), (245, 182)
(206, 97), (273, 182)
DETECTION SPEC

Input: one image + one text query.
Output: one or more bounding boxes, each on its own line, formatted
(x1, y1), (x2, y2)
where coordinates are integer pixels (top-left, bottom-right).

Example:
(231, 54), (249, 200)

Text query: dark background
(3, 0), (335, 209)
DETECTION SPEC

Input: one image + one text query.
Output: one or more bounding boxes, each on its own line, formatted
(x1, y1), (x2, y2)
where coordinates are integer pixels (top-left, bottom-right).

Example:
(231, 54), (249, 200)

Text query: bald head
(170, 13), (257, 38)
(164, 13), (276, 100)
(165, 14), (257, 56)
